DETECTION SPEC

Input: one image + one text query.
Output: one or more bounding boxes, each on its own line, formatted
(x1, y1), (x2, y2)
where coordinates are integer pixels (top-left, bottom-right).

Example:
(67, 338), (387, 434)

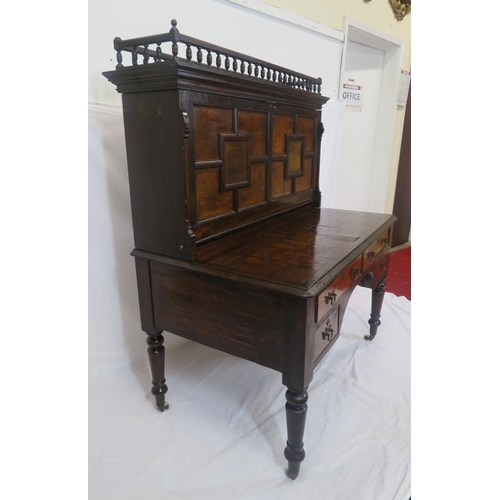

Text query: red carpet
(385, 247), (411, 300)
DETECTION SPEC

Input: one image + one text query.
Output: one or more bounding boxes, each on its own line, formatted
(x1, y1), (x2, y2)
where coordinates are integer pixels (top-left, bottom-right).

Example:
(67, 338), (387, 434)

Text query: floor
(385, 244), (411, 300)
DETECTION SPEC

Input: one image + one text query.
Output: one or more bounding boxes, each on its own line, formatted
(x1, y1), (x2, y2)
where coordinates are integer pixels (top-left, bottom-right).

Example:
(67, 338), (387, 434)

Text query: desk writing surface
(195, 206), (395, 294)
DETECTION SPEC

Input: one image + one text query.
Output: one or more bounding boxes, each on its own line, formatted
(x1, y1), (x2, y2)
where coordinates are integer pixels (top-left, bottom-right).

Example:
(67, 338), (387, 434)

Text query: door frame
(339, 17), (405, 212)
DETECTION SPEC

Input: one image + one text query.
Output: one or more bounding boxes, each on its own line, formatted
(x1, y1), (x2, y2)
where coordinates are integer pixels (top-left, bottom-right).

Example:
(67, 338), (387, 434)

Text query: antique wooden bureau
(103, 21), (396, 480)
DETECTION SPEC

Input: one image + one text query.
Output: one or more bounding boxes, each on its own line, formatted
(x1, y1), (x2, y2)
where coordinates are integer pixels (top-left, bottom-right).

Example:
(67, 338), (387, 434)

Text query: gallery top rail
(113, 19), (323, 94)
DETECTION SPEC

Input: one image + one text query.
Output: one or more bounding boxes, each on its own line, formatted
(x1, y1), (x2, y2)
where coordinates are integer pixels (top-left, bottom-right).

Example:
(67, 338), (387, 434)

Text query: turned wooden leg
(365, 278), (386, 341)
(284, 389), (308, 479)
(146, 331), (169, 411)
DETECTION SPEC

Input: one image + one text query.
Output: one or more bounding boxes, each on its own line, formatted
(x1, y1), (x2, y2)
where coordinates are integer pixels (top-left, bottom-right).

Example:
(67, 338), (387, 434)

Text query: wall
(260, 0), (411, 213)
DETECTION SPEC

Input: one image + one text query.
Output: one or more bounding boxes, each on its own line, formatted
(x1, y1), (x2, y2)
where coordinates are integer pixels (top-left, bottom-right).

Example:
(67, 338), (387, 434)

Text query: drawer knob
(321, 319), (334, 341)
(350, 268), (359, 279)
(367, 251), (375, 261)
(325, 291), (337, 305)
(380, 261), (387, 270)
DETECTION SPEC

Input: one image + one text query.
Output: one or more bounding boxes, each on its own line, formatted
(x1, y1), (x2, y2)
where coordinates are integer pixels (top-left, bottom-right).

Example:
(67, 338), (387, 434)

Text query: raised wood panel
(298, 116), (315, 152)
(238, 110), (267, 157)
(220, 134), (251, 189)
(288, 139), (302, 173)
(196, 168), (234, 220)
(191, 103), (319, 235)
(295, 158), (313, 193)
(272, 161), (292, 199)
(239, 163), (267, 208)
(273, 114), (294, 155)
(285, 135), (304, 178)
(194, 106), (233, 161)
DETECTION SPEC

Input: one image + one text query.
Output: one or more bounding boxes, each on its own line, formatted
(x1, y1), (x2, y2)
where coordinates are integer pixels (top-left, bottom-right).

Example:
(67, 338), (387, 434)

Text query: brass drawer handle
(380, 261), (387, 270)
(350, 268), (359, 279)
(367, 251), (376, 261)
(321, 319), (334, 341)
(378, 237), (389, 245)
(325, 291), (337, 305)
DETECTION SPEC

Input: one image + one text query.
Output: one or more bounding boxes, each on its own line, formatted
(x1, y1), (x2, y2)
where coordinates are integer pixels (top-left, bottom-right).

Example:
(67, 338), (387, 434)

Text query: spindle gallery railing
(113, 19), (322, 94)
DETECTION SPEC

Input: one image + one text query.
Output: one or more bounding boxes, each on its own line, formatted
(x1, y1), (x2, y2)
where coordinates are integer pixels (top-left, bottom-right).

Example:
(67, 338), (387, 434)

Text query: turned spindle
(284, 389), (308, 480)
(146, 332), (169, 411)
(365, 279), (386, 341)
(155, 43), (162, 62)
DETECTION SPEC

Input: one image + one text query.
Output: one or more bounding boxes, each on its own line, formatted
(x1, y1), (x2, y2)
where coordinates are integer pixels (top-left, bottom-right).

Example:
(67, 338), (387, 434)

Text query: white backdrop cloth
(89, 103), (411, 500)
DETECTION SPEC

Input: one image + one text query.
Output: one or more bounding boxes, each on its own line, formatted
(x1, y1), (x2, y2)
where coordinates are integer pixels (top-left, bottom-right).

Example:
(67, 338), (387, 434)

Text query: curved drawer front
(313, 308), (339, 362)
(370, 251), (390, 285)
(316, 254), (362, 323)
(362, 229), (390, 270)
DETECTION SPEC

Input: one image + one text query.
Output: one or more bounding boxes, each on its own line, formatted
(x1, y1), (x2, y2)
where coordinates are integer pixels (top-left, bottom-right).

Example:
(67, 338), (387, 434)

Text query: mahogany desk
(104, 21), (396, 479)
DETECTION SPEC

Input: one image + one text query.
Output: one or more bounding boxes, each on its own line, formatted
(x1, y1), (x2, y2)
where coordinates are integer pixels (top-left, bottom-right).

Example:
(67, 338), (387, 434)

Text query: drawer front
(313, 308), (339, 362)
(362, 229), (390, 270)
(370, 251), (390, 285)
(316, 254), (362, 323)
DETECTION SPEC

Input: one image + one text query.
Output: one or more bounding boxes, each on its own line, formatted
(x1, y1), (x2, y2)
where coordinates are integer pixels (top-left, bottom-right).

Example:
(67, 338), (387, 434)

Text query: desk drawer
(316, 255), (362, 323)
(362, 229), (390, 270)
(313, 308), (339, 362)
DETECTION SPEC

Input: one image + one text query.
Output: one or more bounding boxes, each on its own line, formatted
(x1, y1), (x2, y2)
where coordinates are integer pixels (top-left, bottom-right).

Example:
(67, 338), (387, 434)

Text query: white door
(336, 41), (385, 212)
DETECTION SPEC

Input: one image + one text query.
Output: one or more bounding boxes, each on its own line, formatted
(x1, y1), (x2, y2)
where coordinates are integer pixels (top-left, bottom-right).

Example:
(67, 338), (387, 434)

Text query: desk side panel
(149, 261), (285, 372)
(122, 91), (195, 260)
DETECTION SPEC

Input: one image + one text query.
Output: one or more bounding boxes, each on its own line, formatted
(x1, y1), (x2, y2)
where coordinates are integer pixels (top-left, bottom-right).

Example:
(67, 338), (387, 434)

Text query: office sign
(342, 83), (363, 112)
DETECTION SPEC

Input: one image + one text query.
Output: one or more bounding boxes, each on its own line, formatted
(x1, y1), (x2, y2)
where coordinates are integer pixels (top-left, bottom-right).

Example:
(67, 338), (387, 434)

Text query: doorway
(336, 18), (404, 214)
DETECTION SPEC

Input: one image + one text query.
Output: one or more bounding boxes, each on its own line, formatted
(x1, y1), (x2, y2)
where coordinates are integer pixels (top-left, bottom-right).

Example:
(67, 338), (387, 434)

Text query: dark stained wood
(195, 168), (234, 220)
(134, 257), (162, 334)
(104, 26), (397, 480)
(135, 258), (168, 410)
(316, 253), (362, 323)
(121, 91), (195, 260)
(195, 206), (395, 293)
(112, 20), (323, 95)
(237, 110), (267, 156)
(282, 295), (316, 392)
(219, 134), (251, 189)
(238, 163), (267, 208)
(392, 83), (411, 247)
(149, 262), (285, 371)
(297, 116), (315, 152)
(273, 114), (295, 154)
(365, 279), (387, 341)
(284, 389), (308, 480)
(194, 106), (233, 161)
(147, 332), (169, 411)
(313, 308), (339, 362)
(103, 62), (327, 260)
(295, 158), (313, 193)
